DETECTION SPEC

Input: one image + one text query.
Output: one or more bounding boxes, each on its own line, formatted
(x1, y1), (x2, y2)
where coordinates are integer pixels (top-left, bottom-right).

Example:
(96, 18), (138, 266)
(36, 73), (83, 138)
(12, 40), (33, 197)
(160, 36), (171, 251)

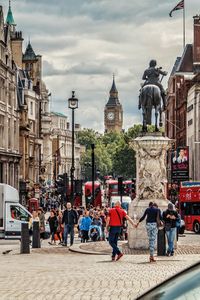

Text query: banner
(171, 146), (189, 182)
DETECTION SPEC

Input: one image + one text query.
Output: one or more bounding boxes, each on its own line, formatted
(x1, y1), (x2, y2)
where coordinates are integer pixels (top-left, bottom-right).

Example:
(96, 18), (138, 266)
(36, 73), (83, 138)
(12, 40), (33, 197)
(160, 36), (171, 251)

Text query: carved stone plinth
(128, 133), (173, 250)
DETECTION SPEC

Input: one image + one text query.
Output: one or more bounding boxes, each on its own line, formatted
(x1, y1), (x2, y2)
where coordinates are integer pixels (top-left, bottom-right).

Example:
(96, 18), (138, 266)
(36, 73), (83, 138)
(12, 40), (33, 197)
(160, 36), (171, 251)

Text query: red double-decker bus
(179, 181), (200, 233)
(84, 181), (102, 208)
(105, 179), (135, 205)
(105, 180), (118, 205)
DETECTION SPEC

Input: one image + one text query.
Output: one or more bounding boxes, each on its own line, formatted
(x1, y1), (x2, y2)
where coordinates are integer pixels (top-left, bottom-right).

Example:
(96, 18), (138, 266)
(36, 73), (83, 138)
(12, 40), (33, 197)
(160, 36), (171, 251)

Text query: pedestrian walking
(38, 207), (45, 240)
(163, 203), (179, 256)
(77, 210), (84, 239)
(62, 202), (78, 247)
(80, 210), (92, 243)
(57, 210), (64, 244)
(100, 210), (106, 240)
(136, 201), (162, 262)
(106, 201), (135, 261)
(48, 210), (58, 245)
(29, 210), (40, 242)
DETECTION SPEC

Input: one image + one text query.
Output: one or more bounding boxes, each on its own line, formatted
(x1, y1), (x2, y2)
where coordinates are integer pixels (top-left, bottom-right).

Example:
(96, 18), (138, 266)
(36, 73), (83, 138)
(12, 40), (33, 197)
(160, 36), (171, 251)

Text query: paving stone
(0, 233), (199, 300)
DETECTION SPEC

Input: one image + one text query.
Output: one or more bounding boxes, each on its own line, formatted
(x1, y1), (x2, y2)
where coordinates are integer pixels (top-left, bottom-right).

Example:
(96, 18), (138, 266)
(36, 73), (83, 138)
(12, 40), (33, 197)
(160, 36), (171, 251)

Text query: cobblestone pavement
(0, 234), (199, 300)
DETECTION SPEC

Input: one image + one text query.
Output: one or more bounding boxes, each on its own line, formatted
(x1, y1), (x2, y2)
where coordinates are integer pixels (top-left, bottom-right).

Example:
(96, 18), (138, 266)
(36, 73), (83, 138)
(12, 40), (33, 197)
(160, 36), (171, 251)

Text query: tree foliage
(77, 125), (148, 180)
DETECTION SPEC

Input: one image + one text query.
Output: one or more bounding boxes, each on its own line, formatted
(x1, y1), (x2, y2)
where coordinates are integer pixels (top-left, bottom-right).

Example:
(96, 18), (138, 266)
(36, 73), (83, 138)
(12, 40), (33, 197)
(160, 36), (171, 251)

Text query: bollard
(20, 223), (30, 254)
(157, 228), (166, 256)
(32, 221), (41, 248)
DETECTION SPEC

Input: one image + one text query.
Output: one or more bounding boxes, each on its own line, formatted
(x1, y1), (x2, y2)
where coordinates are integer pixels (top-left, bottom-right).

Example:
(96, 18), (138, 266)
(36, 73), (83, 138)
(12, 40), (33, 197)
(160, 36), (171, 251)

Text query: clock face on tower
(107, 112), (114, 120)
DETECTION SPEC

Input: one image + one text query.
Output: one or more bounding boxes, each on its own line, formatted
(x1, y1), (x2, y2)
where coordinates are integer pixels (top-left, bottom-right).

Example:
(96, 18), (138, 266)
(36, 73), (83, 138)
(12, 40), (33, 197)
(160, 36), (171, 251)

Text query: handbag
(156, 210), (163, 229)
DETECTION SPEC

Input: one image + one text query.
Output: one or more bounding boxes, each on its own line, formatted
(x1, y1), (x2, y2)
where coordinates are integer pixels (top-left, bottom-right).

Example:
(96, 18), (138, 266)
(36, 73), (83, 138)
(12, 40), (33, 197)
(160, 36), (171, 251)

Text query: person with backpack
(106, 201), (135, 261)
(163, 203), (179, 256)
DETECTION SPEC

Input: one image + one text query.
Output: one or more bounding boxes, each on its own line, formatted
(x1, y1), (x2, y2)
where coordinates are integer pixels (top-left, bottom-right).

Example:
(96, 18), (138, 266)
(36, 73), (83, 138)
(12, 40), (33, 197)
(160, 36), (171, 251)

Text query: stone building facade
(0, 5), (21, 188)
(166, 15), (200, 181)
(51, 112), (82, 181)
(187, 74), (200, 180)
(0, 3), (83, 190)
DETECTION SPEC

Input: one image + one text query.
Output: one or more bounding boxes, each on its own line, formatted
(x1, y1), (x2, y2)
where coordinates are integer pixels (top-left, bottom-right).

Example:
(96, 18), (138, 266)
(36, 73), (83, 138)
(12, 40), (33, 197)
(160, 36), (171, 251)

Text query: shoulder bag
(156, 210), (163, 230)
(115, 209), (123, 227)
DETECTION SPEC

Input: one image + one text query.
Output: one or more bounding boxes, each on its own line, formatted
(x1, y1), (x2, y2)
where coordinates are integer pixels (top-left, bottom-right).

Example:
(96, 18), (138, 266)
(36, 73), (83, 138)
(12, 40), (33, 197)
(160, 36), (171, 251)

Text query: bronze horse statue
(139, 84), (164, 132)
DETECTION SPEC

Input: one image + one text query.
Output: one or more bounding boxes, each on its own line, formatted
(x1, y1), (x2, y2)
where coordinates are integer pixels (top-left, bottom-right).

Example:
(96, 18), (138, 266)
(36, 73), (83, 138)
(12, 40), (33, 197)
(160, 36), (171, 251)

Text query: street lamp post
(91, 144), (95, 204)
(68, 91), (78, 204)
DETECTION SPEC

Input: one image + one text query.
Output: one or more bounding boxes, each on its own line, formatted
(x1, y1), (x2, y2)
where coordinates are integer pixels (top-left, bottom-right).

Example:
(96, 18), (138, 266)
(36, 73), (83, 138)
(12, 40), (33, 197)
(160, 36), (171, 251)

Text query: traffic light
(56, 173), (68, 195)
(118, 177), (124, 195)
(74, 180), (82, 195)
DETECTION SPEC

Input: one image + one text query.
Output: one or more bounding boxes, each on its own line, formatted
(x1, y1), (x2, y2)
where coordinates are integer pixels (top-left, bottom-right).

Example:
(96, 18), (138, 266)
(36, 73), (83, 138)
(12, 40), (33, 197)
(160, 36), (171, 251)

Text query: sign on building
(171, 146), (189, 182)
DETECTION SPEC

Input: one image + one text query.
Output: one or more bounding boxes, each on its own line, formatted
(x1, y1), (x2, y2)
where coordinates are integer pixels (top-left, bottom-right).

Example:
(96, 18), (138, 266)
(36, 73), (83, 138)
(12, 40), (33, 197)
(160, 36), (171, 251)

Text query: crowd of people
(28, 199), (181, 263)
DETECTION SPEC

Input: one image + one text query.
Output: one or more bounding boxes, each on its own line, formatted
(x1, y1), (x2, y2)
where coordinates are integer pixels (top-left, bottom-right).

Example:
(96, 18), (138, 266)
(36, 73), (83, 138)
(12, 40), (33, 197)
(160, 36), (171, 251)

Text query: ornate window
(0, 114), (4, 147)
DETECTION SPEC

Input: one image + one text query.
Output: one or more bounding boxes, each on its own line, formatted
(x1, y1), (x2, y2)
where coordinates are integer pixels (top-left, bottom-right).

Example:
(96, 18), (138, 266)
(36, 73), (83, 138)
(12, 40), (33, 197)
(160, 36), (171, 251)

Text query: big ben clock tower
(104, 76), (123, 133)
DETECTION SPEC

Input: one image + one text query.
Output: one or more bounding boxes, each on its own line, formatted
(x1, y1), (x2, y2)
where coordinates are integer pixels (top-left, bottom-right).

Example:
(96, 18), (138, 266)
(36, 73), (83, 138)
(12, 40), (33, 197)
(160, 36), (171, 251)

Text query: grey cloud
(6, 0), (200, 131)
(69, 63), (112, 75)
(32, 36), (78, 53)
(42, 60), (64, 76)
(43, 60), (112, 77)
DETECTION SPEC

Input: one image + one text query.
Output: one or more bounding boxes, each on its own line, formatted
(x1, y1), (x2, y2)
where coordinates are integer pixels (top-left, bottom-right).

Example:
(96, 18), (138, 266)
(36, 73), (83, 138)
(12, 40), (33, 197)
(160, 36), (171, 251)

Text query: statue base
(128, 133), (174, 250)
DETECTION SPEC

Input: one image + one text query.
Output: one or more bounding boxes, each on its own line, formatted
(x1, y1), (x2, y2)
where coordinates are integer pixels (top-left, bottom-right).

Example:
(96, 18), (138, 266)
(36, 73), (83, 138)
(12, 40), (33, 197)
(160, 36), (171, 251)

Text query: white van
(110, 195), (132, 211)
(0, 184), (31, 239)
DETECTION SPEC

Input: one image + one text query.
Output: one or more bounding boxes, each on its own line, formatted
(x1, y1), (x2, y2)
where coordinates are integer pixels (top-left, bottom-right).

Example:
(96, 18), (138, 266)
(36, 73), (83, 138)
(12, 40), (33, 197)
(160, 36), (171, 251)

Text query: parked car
(136, 261), (200, 299)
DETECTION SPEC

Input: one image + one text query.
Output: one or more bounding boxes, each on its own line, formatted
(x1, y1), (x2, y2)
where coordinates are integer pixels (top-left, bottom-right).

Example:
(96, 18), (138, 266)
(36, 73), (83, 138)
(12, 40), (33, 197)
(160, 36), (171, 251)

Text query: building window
(187, 104), (193, 112)
(0, 115), (4, 147)
(0, 162), (3, 183)
(29, 143), (34, 157)
(188, 119), (193, 126)
(25, 63), (30, 71)
(14, 120), (17, 134)
(30, 101), (33, 115)
(0, 78), (5, 102)
(8, 83), (12, 106)
(8, 118), (11, 149)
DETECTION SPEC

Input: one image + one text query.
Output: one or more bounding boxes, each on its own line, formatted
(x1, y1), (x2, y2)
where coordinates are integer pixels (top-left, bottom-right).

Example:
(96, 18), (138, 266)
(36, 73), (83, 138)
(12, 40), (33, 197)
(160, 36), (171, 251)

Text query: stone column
(128, 133), (173, 249)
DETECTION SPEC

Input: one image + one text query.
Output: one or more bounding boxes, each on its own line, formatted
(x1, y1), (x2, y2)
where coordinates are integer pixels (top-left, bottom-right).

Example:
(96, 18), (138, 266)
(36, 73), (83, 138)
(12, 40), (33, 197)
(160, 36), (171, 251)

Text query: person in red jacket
(106, 201), (135, 261)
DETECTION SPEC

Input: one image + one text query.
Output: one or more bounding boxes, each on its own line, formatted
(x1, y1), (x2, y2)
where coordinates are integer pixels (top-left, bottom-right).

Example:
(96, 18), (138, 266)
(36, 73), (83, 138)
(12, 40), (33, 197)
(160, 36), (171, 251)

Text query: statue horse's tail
(146, 106), (152, 125)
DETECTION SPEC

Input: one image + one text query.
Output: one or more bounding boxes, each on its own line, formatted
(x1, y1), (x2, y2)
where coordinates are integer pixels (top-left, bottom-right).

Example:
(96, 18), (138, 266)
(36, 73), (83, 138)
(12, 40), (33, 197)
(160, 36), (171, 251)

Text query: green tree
(81, 143), (112, 181)
(76, 129), (101, 150)
(112, 139), (136, 179)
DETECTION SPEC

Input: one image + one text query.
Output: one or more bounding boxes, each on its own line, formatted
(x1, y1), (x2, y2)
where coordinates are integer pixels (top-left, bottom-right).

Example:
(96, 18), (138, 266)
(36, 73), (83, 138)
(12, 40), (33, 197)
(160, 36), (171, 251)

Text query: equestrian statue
(139, 60), (167, 132)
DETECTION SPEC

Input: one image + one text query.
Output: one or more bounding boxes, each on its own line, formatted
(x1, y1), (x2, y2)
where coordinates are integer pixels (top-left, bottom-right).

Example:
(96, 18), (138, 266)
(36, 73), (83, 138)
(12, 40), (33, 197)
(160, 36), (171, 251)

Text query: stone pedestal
(128, 133), (173, 250)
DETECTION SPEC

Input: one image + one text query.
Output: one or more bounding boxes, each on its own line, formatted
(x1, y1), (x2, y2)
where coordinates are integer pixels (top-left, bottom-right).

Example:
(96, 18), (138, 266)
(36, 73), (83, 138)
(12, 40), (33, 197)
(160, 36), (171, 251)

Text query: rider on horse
(140, 60), (167, 110)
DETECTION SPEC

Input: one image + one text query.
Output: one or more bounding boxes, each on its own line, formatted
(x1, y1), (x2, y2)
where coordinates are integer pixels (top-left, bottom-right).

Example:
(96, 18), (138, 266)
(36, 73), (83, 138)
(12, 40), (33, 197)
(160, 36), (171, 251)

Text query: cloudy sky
(4, 0), (200, 132)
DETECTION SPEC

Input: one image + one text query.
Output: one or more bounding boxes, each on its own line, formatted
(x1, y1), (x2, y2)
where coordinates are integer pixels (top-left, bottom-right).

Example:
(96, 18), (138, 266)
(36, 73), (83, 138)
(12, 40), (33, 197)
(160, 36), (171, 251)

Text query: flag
(169, 0), (184, 17)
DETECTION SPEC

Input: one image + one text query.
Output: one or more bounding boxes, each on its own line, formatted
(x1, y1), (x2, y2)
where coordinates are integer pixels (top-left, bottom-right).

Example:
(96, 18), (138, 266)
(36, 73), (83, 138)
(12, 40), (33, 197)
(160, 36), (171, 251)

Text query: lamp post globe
(68, 91), (78, 109)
